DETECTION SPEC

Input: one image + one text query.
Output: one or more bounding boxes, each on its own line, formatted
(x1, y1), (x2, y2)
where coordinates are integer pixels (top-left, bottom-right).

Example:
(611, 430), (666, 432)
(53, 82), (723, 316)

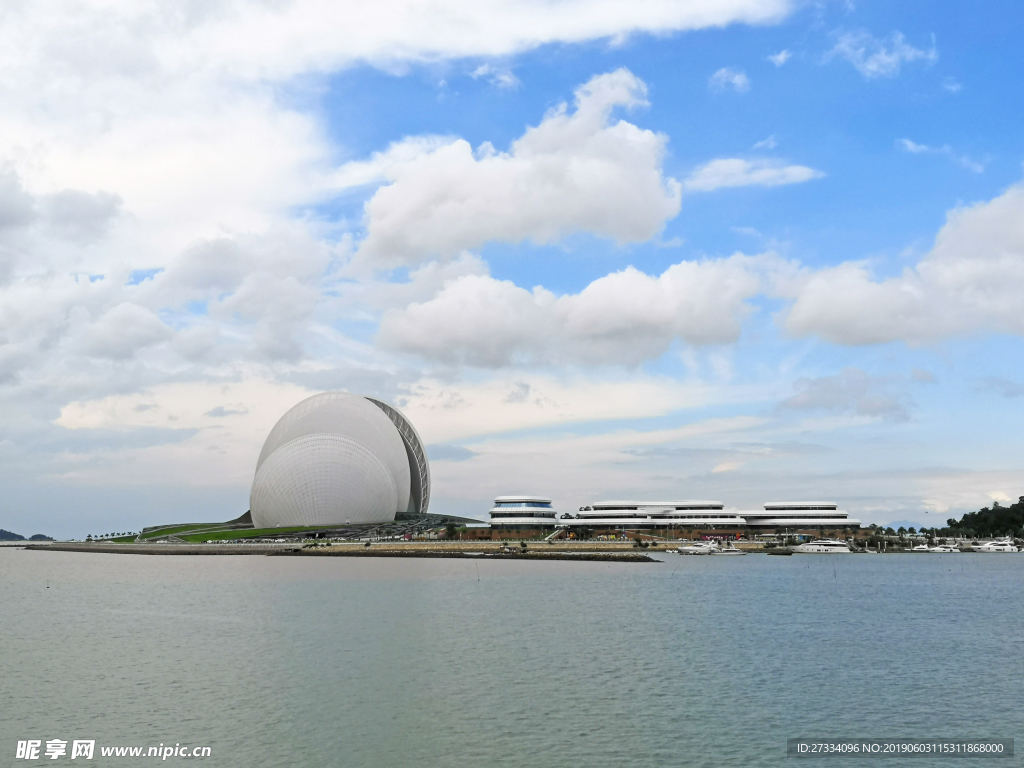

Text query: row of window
(501, 504), (834, 512)
(763, 506), (837, 511)
(745, 518), (847, 524)
(577, 513), (741, 520)
(490, 512), (557, 519)
(589, 506), (724, 512)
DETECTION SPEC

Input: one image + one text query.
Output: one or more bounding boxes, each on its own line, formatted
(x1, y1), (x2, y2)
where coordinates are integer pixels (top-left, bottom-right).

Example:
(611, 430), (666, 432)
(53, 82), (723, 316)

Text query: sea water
(1, 548), (1020, 767)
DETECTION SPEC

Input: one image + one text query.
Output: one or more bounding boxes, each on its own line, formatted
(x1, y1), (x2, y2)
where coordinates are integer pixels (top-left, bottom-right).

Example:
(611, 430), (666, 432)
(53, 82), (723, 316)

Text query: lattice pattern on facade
(365, 397), (431, 516)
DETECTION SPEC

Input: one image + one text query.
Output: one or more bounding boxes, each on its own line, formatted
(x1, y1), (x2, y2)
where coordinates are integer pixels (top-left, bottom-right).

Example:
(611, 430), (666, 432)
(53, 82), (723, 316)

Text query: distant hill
(947, 497), (1024, 537)
(29, 534), (54, 541)
(0, 529), (25, 541)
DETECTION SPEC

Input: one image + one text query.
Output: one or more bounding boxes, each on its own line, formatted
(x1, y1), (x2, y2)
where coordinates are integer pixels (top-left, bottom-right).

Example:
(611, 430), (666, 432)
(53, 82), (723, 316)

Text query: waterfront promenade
(25, 540), (660, 561)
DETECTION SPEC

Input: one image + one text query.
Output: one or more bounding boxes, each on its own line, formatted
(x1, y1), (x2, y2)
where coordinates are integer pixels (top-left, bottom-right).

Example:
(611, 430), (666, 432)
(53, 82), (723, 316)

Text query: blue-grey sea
(1, 548), (1021, 767)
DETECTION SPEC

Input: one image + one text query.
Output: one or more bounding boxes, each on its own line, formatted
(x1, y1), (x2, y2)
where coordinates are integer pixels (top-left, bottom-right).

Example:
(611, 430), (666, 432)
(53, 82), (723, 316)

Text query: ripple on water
(2, 549), (1021, 767)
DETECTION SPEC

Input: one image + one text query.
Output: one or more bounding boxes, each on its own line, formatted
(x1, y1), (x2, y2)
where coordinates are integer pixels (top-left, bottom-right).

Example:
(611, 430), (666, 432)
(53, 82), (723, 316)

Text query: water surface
(2, 549), (1020, 766)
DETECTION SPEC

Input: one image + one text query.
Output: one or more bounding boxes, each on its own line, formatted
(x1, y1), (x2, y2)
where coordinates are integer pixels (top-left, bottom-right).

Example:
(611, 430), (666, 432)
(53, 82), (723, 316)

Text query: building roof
(591, 500), (724, 507)
(763, 502), (838, 509)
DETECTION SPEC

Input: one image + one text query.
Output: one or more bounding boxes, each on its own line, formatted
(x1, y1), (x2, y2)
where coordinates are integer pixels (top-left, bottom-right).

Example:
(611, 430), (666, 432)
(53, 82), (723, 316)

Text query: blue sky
(1, 0), (1023, 537)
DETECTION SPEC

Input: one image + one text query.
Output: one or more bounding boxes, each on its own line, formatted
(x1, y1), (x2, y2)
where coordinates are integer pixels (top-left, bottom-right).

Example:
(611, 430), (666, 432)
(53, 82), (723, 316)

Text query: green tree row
(945, 496), (1024, 538)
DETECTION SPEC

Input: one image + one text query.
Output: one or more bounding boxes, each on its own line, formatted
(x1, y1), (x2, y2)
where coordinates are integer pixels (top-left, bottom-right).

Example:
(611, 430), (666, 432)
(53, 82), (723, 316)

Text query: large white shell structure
(250, 392), (430, 528)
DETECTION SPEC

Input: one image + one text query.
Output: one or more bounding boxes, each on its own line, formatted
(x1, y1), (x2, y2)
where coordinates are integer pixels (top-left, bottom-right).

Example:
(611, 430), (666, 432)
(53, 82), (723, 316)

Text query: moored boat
(677, 541), (718, 555)
(792, 538), (851, 554)
(971, 538), (1019, 553)
(709, 542), (747, 556)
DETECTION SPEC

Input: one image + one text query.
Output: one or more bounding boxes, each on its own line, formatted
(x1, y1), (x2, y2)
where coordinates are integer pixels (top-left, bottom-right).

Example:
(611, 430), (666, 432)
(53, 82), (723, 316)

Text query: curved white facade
(489, 496), (557, 528)
(250, 392), (430, 528)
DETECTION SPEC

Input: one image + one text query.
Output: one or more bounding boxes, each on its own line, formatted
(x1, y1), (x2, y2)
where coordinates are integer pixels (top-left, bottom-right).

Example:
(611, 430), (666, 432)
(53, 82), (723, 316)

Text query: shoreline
(20, 541), (1001, 559)
(22, 542), (658, 562)
(276, 546), (656, 562)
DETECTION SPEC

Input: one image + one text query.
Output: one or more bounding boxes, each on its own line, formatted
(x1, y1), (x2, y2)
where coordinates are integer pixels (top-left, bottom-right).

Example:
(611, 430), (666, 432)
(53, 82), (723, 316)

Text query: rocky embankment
(26, 542), (291, 555)
(26, 541), (658, 562)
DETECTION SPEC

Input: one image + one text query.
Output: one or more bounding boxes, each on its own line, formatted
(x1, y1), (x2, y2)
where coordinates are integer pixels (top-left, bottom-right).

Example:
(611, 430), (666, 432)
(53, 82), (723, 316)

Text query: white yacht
(971, 538), (1019, 553)
(677, 540), (719, 555)
(928, 544), (960, 553)
(792, 538), (851, 554)
(911, 544), (931, 552)
(709, 542), (747, 556)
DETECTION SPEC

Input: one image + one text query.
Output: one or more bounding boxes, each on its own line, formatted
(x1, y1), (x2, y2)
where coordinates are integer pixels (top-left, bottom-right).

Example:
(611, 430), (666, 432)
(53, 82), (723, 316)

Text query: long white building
(560, 501), (746, 530)
(738, 502), (860, 530)
(487, 496), (859, 532)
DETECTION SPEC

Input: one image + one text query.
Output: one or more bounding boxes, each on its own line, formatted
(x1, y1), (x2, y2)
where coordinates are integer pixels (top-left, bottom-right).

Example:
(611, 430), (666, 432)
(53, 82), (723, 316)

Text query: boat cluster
(673, 536), (1022, 555)
(908, 537), (1019, 553)
(676, 538), (857, 555)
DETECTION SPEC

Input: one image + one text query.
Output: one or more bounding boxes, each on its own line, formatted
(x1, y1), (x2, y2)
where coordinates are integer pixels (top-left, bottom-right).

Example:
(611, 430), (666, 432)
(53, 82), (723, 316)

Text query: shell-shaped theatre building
(250, 392), (430, 529)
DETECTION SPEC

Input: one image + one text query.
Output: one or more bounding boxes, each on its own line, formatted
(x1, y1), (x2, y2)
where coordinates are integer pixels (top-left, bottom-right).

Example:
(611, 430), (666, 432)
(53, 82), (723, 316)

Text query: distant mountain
(29, 534), (54, 541)
(0, 529), (25, 541)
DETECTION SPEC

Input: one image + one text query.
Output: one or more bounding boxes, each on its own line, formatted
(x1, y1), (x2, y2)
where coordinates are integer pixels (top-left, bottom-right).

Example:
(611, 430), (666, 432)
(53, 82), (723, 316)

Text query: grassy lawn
(138, 523), (229, 539)
(135, 520), (408, 544)
(177, 525), (340, 543)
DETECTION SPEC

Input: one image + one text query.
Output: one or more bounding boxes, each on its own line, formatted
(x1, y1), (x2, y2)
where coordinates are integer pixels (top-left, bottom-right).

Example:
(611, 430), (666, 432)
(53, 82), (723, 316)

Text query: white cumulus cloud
(785, 181), (1024, 344)
(351, 69), (682, 268)
(897, 139), (984, 173)
(378, 253), (783, 366)
(683, 158), (824, 192)
(162, 0), (797, 79)
(709, 67), (751, 92)
(470, 64), (521, 89)
(828, 30), (937, 79)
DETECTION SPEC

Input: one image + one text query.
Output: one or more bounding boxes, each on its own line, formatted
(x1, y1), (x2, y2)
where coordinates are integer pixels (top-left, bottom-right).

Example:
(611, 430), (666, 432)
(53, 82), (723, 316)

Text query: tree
(908, 527), (917, 535)
(445, 523), (457, 539)
(946, 496), (1024, 538)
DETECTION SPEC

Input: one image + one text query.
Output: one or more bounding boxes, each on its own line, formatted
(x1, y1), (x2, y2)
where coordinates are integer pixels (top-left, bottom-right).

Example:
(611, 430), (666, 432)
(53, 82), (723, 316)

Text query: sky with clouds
(2, 0), (1023, 537)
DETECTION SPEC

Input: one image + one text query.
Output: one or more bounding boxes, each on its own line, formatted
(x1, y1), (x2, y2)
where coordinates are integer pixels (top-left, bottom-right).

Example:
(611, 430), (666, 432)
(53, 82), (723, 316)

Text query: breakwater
(26, 542), (656, 562)
(280, 547), (655, 562)
(26, 543), (294, 556)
